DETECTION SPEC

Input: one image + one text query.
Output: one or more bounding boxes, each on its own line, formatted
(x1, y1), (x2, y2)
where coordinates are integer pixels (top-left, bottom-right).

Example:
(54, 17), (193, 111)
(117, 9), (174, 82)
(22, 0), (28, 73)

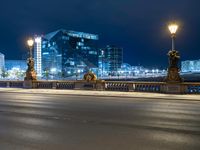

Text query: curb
(0, 89), (200, 102)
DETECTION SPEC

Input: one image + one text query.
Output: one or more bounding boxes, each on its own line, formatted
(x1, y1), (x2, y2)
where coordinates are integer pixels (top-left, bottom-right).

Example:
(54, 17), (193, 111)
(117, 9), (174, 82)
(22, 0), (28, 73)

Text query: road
(0, 92), (200, 150)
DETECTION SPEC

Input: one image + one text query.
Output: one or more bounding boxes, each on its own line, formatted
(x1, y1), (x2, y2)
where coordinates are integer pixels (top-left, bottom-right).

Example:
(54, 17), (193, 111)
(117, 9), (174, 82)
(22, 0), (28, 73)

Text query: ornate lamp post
(165, 23), (182, 82)
(27, 39), (34, 58)
(24, 38), (37, 80)
(168, 24), (178, 50)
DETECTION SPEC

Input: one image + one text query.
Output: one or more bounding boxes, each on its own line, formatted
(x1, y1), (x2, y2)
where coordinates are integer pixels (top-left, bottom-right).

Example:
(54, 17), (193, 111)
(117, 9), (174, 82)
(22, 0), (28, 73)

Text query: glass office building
(0, 52), (5, 70)
(181, 59), (200, 73)
(34, 36), (42, 77)
(99, 45), (123, 76)
(41, 29), (99, 78)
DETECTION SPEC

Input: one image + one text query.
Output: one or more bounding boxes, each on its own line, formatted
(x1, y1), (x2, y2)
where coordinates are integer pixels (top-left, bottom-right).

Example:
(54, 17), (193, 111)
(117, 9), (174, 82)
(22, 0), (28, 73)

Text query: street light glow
(168, 24), (178, 34)
(27, 39), (34, 47)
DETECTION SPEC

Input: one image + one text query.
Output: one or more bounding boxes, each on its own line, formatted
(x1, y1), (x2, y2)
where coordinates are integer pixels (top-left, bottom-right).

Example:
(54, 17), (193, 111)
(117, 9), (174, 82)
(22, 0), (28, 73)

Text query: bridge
(0, 80), (200, 94)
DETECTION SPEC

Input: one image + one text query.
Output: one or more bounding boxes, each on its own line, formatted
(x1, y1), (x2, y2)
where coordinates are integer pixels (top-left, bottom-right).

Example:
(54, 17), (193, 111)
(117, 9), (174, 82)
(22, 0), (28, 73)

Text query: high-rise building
(41, 29), (99, 77)
(181, 59), (200, 72)
(34, 36), (42, 77)
(99, 45), (123, 75)
(0, 52), (5, 70)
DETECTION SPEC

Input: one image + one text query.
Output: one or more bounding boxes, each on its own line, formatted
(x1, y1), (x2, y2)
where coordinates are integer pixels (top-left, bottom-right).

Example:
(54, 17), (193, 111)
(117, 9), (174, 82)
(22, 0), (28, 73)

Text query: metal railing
(105, 81), (130, 92)
(133, 82), (164, 93)
(56, 81), (75, 89)
(0, 81), (24, 88)
(183, 82), (200, 94)
(32, 81), (75, 89)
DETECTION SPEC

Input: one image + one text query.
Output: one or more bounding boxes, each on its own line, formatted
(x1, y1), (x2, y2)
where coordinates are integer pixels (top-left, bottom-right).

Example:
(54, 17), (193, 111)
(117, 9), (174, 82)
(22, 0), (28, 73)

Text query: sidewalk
(0, 88), (200, 101)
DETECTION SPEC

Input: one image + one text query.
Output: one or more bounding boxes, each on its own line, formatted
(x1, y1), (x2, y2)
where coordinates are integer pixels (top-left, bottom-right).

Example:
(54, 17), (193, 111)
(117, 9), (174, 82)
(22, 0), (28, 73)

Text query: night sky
(0, 0), (199, 68)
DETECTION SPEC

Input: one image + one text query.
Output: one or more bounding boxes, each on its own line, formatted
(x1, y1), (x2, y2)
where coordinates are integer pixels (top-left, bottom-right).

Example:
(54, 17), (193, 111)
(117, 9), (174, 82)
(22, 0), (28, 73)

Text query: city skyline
(0, 0), (199, 68)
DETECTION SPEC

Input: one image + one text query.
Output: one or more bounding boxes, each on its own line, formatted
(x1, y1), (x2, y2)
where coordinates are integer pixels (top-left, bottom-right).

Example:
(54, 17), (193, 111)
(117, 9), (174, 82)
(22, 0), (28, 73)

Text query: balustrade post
(96, 80), (105, 91)
(6, 82), (10, 88)
(23, 80), (33, 89)
(52, 82), (57, 89)
(128, 83), (134, 92)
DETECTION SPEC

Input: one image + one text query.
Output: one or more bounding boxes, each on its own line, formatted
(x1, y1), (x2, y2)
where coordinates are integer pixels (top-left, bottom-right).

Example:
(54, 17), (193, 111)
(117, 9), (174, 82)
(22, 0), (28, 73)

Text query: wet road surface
(0, 92), (200, 150)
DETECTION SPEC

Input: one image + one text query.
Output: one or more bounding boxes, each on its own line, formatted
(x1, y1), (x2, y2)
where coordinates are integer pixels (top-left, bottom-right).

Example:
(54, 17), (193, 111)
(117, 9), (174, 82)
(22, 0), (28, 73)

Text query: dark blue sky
(0, 0), (199, 68)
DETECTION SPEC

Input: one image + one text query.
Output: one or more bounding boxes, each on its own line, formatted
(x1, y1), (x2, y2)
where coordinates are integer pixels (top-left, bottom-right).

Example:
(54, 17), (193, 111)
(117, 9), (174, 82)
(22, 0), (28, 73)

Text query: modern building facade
(0, 52), (5, 70)
(41, 29), (99, 78)
(181, 59), (200, 73)
(34, 36), (42, 77)
(99, 45), (123, 75)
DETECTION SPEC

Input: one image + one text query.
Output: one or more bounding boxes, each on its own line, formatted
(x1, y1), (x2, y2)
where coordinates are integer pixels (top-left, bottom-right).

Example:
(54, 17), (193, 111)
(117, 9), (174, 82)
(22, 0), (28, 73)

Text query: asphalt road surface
(0, 92), (200, 150)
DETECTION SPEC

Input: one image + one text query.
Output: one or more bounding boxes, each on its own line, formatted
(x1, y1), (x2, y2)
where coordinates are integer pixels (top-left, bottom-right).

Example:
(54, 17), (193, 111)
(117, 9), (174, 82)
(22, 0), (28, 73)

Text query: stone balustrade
(0, 80), (200, 94)
(183, 82), (200, 94)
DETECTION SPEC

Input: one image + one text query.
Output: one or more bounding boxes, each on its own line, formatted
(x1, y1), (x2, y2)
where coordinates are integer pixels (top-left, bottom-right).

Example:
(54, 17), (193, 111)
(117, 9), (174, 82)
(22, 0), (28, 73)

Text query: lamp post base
(24, 57), (37, 81)
(23, 80), (33, 89)
(24, 70), (37, 81)
(165, 67), (182, 83)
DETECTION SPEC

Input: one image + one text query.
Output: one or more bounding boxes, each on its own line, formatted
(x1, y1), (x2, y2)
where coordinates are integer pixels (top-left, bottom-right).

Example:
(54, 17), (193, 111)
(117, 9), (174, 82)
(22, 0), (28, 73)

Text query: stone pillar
(164, 49), (183, 94)
(23, 80), (33, 89)
(128, 83), (134, 92)
(52, 82), (57, 89)
(6, 82), (10, 88)
(96, 80), (105, 91)
(166, 67), (182, 83)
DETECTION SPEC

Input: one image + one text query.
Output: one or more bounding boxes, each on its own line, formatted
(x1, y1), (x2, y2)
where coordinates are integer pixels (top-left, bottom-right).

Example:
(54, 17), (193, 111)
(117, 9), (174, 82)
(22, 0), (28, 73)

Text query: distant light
(27, 39), (34, 47)
(43, 52), (49, 55)
(168, 24), (178, 34)
(12, 67), (20, 70)
(35, 37), (42, 43)
(51, 68), (56, 72)
(156, 69), (159, 73)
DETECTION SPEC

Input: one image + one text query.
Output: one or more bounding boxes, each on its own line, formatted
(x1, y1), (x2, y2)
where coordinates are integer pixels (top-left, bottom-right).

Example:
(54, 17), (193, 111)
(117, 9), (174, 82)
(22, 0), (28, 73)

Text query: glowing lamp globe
(27, 39), (34, 47)
(168, 24), (178, 34)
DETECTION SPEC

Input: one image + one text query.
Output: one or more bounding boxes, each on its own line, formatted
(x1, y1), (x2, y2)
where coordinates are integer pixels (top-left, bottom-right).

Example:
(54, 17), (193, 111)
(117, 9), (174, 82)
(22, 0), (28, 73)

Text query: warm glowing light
(27, 39), (34, 47)
(168, 24), (178, 34)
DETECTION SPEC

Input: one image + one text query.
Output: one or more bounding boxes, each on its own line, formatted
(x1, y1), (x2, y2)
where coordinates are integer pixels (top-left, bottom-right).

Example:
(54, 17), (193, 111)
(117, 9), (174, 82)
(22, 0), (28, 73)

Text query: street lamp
(24, 38), (37, 81)
(165, 22), (182, 82)
(27, 39), (34, 58)
(168, 23), (178, 50)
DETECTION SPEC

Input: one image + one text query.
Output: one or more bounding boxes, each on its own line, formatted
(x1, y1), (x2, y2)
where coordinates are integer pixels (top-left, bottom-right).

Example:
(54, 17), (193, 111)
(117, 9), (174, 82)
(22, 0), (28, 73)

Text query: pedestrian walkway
(0, 88), (199, 101)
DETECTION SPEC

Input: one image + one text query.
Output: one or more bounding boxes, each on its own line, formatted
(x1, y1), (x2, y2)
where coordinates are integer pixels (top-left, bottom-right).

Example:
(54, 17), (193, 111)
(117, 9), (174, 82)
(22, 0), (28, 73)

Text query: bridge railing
(32, 80), (75, 89)
(105, 81), (165, 93)
(182, 82), (200, 94)
(105, 81), (130, 92)
(133, 82), (165, 93)
(0, 80), (200, 94)
(0, 81), (24, 88)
